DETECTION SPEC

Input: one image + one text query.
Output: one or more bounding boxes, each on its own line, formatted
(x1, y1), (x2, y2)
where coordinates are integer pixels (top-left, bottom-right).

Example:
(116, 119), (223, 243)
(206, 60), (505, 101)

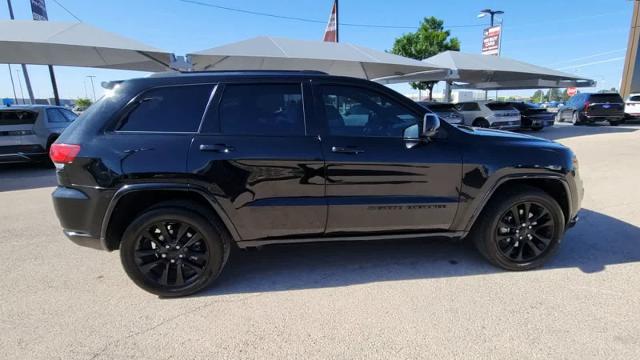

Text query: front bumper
(490, 121), (521, 130)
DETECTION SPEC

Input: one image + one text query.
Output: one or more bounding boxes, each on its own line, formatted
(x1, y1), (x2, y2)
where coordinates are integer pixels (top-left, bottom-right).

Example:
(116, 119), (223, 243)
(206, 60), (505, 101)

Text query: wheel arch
(100, 183), (241, 251)
(464, 176), (572, 235)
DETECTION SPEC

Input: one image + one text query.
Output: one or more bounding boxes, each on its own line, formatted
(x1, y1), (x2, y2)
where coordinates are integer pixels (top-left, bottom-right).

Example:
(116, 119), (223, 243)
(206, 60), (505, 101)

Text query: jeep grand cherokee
(51, 71), (582, 297)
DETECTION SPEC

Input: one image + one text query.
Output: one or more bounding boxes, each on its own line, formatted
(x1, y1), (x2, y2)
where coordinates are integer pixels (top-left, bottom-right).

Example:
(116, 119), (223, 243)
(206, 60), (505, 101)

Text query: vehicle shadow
(0, 163), (57, 192)
(533, 123), (640, 141)
(197, 209), (640, 296)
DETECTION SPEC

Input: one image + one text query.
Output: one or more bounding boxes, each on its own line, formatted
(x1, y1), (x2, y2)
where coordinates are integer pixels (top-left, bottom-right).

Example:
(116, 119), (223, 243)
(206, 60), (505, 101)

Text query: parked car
(416, 101), (464, 124)
(51, 70), (582, 297)
(556, 93), (625, 126)
(0, 104), (77, 164)
(503, 102), (555, 131)
(624, 93), (640, 119)
(454, 101), (521, 130)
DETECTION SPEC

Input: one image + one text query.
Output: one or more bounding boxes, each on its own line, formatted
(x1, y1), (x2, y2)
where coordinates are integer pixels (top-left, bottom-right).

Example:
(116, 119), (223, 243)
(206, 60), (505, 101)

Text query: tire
(473, 118), (490, 128)
(609, 120), (620, 126)
(555, 112), (563, 123)
(531, 125), (543, 132)
(571, 111), (581, 126)
(471, 185), (565, 271)
(120, 205), (229, 297)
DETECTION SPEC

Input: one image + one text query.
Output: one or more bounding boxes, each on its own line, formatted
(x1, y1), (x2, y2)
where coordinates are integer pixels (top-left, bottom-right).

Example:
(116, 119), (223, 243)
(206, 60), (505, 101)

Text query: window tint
(320, 85), (419, 137)
(47, 108), (69, 123)
(629, 95), (640, 102)
(0, 110), (37, 126)
(60, 109), (78, 122)
(219, 83), (305, 136)
(118, 85), (214, 132)
(588, 93), (623, 103)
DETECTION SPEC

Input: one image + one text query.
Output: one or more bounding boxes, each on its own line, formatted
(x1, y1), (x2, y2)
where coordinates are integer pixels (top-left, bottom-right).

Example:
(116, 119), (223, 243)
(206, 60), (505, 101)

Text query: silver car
(0, 105), (77, 164)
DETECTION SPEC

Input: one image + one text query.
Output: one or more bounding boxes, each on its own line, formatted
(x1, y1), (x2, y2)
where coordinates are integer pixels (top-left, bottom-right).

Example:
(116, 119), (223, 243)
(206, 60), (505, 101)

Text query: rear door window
(0, 110), (37, 126)
(117, 85), (214, 132)
(218, 83), (305, 136)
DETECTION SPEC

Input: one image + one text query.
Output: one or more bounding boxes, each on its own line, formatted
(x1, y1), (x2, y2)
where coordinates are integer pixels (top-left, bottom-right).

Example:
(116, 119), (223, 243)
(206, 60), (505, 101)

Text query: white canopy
(187, 36), (448, 80)
(0, 20), (172, 72)
(375, 50), (595, 89)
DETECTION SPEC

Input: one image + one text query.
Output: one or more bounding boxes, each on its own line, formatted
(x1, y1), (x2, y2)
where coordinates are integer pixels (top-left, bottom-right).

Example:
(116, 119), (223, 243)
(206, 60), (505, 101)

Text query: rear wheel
(120, 206), (228, 297)
(571, 111), (581, 126)
(473, 118), (490, 128)
(471, 186), (565, 271)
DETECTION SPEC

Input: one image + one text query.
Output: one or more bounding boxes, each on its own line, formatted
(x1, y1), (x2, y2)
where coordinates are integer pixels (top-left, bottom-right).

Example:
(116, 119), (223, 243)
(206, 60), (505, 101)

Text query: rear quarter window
(0, 110), (37, 126)
(117, 84), (215, 132)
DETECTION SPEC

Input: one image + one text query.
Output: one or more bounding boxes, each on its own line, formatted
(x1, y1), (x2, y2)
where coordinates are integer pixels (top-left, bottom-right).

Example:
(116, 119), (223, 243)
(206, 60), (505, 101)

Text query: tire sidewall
(120, 207), (225, 297)
(482, 192), (565, 270)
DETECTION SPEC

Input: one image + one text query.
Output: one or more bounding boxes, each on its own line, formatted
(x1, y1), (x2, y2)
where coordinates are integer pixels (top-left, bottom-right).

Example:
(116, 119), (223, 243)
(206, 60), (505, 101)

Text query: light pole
(87, 76), (97, 101)
(478, 8), (504, 100)
(478, 8), (503, 28)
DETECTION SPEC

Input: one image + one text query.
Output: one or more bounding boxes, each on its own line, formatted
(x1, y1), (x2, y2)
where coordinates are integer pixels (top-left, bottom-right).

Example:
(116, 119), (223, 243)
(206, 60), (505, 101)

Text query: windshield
(589, 93), (623, 103)
(426, 103), (457, 111)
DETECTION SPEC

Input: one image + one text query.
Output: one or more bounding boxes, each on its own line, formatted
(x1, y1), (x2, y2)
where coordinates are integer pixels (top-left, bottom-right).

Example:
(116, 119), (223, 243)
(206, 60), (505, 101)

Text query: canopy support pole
(48, 65), (60, 105)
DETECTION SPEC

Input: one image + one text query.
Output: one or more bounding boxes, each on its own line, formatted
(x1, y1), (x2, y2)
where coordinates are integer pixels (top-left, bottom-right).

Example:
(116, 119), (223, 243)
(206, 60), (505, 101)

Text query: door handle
(199, 144), (235, 153)
(331, 146), (364, 154)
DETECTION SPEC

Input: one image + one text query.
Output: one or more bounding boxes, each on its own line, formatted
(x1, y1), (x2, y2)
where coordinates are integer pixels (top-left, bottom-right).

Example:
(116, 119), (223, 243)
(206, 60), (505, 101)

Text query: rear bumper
(52, 186), (107, 250)
(0, 144), (47, 164)
(584, 114), (624, 121)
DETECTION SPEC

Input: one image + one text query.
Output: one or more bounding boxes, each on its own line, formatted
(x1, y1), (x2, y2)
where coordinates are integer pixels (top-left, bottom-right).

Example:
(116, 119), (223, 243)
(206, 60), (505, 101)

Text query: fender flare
(99, 182), (241, 250)
(461, 174), (572, 235)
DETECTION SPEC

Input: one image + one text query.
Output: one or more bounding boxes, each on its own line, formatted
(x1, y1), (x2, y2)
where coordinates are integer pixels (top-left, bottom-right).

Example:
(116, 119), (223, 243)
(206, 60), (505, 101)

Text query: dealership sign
(30, 0), (48, 21)
(567, 87), (578, 96)
(482, 26), (501, 56)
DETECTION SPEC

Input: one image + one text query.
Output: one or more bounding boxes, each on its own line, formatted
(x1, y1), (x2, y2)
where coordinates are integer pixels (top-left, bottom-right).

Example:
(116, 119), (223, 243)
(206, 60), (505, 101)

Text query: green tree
(531, 90), (545, 103)
(391, 17), (460, 100)
(75, 98), (92, 111)
(546, 88), (561, 102)
(561, 88), (570, 102)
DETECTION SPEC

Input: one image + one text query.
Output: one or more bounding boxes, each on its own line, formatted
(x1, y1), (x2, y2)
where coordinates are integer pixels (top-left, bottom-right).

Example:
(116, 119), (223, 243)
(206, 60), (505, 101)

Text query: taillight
(583, 101), (590, 113)
(49, 143), (81, 164)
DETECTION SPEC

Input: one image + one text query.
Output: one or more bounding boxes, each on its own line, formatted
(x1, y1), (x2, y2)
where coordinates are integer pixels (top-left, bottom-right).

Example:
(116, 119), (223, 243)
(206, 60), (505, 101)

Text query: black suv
(556, 93), (625, 126)
(503, 102), (555, 131)
(51, 71), (583, 297)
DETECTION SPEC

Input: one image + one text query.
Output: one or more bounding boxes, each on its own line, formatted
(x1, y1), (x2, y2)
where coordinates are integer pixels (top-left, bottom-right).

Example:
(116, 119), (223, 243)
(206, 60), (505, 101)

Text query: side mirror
(422, 113), (440, 138)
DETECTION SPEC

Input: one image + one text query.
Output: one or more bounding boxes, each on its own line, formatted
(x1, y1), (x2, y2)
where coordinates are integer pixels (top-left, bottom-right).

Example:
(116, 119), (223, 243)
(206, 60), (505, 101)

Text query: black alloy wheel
(133, 221), (209, 288)
(495, 201), (555, 263)
(120, 206), (228, 297)
(471, 185), (565, 271)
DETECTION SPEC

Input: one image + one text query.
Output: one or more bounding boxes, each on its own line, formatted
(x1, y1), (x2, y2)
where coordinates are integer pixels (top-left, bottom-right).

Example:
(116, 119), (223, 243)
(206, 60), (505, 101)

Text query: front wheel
(120, 206), (228, 297)
(471, 186), (565, 271)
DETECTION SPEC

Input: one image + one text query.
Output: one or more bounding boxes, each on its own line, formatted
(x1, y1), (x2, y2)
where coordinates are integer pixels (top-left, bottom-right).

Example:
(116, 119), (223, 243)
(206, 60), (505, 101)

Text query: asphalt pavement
(1, 122), (639, 359)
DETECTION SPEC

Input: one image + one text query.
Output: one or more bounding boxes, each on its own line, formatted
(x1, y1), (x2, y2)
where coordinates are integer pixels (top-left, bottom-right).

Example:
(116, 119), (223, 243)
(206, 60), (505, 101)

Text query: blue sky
(0, 0), (633, 100)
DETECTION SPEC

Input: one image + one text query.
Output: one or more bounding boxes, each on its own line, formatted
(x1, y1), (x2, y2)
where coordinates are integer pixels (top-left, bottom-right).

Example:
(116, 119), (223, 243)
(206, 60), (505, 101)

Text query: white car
(454, 101), (521, 130)
(625, 93), (640, 118)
